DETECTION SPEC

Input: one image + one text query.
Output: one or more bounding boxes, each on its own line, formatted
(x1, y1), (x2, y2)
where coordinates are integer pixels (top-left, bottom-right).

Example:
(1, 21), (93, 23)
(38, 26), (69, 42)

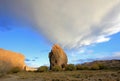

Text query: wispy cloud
(74, 52), (120, 63)
(0, 0), (120, 49)
(74, 58), (97, 63)
(102, 52), (120, 60)
(113, 52), (120, 58)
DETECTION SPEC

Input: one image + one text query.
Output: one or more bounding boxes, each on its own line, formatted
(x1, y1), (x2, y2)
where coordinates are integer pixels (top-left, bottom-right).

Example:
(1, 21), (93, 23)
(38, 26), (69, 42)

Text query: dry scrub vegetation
(0, 70), (120, 81)
(0, 60), (120, 81)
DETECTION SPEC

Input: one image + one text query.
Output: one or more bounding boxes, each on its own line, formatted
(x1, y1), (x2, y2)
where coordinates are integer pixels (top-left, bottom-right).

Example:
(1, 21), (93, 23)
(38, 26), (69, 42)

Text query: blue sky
(0, 0), (120, 67)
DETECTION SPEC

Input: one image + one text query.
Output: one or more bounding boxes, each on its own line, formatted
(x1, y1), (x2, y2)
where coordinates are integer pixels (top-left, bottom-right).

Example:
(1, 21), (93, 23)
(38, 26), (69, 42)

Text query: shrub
(66, 64), (76, 71)
(98, 63), (107, 70)
(0, 60), (12, 73)
(76, 64), (83, 70)
(52, 65), (62, 71)
(0, 72), (5, 77)
(37, 66), (48, 72)
(83, 65), (90, 70)
(10, 67), (21, 73)
(90, 64), (100, 70)
(76, 64), (90, 70)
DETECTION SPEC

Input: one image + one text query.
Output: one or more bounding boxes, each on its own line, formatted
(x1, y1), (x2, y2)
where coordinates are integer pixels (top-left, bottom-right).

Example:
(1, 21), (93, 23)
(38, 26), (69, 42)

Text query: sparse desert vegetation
(0, 60), (120, 81)
(0, 70), (120, 81)
(51, 65), (62, 72)
(66, 64), (76, 71)
(37, 66), (49, 72)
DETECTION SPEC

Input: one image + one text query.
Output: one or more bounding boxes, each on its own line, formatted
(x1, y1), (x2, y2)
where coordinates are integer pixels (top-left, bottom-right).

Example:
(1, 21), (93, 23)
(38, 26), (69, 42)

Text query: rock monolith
(49, 44), (68, 70)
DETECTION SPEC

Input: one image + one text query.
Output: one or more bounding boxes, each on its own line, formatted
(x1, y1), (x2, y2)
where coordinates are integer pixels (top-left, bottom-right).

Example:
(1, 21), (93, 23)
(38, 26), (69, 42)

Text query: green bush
(76, 64), (90, 70)
(76, 63), (107, 70)
(76, 64), (83, 70)
(98, 63), (107, 70)
(82, 65), (90, 70)
(90, 63), (107, 70)
(37, 66), (48, 72)
(90, 64), (100, 70)
(52, 65), (62, 71)
(66, 64), (76, 71)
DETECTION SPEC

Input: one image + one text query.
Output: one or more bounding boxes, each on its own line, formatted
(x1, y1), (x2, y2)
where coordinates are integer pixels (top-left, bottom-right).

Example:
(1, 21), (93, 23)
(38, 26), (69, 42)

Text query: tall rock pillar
(49, 44), (68, 70)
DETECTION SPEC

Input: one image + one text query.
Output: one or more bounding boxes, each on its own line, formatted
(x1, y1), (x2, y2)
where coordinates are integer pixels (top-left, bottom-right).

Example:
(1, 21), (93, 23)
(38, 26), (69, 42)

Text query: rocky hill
(82, 59), (120, 70)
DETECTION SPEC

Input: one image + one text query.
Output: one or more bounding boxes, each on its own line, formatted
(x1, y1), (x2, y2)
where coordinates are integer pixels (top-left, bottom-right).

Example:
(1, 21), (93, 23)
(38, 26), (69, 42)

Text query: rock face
(49, 44), (68, 70)
(0, 48), (26, 72)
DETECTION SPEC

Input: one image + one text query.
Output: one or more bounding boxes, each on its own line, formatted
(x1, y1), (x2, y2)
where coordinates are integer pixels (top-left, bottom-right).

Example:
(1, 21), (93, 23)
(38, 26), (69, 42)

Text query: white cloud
(95, 52), (120, 60)
(1, 0), (120, 49)
(73, 52), (120, 64)
(113, 52), (120, 59)
(94, 52), (120, 60)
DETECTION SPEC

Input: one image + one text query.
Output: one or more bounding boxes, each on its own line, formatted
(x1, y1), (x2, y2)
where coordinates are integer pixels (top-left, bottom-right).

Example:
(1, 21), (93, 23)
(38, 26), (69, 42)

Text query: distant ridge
(82, 59), (120, 70)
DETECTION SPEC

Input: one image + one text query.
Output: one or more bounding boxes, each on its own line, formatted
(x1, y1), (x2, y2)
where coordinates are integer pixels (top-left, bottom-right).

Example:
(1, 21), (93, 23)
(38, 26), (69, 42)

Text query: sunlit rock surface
(0, 48), (26, 72)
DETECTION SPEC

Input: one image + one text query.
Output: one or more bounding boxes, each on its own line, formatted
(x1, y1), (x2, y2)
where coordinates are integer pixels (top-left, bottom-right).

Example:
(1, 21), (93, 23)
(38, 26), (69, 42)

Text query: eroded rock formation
(49, 44), (68, 70)
(0, 48), (26, 72)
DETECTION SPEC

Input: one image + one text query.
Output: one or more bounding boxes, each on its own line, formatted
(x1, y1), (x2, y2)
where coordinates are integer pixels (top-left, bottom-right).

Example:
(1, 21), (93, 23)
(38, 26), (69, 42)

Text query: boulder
(0, 48), (26, 72)
(49, 44), (68, 70)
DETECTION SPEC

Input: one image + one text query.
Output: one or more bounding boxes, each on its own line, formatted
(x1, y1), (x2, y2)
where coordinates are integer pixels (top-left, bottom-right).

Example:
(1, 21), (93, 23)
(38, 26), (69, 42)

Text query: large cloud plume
(0, 0), (120, 49)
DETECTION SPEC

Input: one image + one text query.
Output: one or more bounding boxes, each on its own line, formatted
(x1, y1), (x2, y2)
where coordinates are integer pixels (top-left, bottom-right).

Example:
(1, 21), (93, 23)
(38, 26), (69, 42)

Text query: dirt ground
(0, 70), (120, 81)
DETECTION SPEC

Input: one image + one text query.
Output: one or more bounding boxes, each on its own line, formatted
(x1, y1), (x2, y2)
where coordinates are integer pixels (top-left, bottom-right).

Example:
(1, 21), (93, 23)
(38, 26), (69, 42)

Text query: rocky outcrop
(24, 66), (37, 72)
(0, 48), (26, 72)
(49, 44), (68, 70)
